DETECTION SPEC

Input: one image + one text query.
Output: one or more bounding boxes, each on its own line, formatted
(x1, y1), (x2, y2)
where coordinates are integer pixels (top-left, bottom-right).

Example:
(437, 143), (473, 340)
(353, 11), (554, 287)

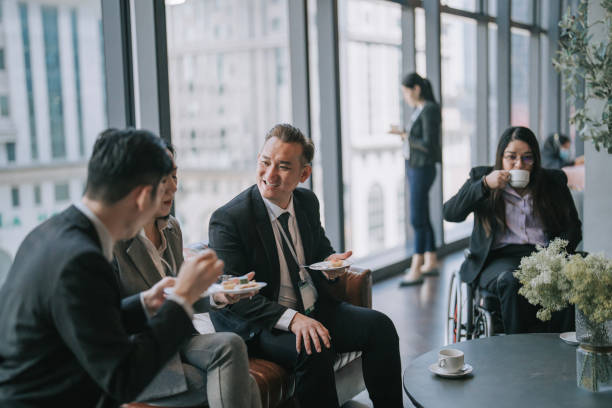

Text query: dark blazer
(407, 100), (442, 167)
(443, 166), (582, 284)
(0, 206), (194, 408)
(208, 185), (338, 340)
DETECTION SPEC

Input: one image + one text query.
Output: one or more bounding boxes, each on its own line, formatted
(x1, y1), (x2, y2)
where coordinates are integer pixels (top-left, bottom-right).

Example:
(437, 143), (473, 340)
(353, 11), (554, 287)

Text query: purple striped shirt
(492, 186), (548, 249)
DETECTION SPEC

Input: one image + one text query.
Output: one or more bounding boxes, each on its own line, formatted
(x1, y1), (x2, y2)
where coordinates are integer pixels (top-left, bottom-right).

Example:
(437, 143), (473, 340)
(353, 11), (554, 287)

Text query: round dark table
(403, 333), (612, 408)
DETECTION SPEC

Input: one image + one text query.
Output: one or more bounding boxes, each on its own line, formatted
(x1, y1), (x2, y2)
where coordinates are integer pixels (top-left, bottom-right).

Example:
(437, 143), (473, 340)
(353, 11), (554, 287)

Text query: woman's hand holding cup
(484, 170), (511, 190)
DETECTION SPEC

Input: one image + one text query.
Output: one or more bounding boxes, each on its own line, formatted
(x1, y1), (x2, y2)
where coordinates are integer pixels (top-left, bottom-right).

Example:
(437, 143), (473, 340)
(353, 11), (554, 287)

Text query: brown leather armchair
(124, 266), (371, 408)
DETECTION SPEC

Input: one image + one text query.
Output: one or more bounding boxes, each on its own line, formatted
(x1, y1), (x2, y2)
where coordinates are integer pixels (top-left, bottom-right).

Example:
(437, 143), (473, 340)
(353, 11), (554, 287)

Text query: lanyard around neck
(275, 216), (306, 281)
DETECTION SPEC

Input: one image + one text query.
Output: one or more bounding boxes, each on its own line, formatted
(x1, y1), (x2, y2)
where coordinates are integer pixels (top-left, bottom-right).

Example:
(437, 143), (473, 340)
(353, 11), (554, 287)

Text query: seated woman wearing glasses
(443, 126), (581, 334)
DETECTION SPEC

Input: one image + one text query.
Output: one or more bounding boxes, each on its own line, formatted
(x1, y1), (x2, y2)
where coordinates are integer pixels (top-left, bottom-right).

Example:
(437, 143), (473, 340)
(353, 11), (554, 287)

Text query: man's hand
(142, 277), (176, 315)
(174, 249), (224, 305)
(212, 272), (259, 305)
(289, 313), (331, 354)
(322, 250), (353, 279)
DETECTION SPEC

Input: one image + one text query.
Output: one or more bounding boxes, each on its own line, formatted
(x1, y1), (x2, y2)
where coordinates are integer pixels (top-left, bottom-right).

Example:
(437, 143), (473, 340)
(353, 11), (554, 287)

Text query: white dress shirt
(262, 196), (307, 331)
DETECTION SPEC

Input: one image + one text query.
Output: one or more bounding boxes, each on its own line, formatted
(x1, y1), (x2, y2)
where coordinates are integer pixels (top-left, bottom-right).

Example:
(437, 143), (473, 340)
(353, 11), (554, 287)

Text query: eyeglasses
(503, 153), (534, 165)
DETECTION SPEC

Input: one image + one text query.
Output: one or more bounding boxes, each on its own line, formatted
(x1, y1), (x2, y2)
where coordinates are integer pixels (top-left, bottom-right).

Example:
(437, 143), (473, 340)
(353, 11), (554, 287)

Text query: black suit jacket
(407, 100), (442, 167)
(0, 206), (194, 408)
(208, 185), (338, 340)
(443, 166), (582, 284)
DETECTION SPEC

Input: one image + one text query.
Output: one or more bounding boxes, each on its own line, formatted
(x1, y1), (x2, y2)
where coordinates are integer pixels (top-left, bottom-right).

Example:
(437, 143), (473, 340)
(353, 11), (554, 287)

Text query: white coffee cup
(509, 169), (530, 188)
(437, 348), (464, 373)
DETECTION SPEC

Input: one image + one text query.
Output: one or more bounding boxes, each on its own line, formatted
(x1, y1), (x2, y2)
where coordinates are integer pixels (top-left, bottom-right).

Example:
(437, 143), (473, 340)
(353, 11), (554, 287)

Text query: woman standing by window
(391, 73), (441, 286)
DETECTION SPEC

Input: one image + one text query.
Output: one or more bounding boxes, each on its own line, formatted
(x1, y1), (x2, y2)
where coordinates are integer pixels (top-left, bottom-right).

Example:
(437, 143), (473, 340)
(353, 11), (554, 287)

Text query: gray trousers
(146, 332), (261, 408)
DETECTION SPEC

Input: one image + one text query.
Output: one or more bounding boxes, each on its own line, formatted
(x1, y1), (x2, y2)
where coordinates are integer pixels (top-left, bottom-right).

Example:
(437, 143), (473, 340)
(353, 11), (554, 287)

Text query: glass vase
(575, 309), (612, 392)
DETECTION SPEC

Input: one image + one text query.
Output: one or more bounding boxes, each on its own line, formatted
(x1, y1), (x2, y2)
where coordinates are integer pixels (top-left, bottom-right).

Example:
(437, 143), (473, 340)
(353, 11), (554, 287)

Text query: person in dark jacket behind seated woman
(541, 132), (584, 169)
(443, 126), (581, 334)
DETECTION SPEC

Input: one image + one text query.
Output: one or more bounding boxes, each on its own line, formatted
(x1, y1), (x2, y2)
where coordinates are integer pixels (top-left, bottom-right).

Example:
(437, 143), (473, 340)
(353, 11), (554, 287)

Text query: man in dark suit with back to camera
(209, 123), (402, 407)
(0, 129), (224, 407)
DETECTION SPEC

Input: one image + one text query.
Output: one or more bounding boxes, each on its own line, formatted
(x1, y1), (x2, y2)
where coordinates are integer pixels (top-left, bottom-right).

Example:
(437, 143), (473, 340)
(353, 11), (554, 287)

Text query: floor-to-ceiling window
(440, 13), (476, 242)
(165, 0), (292, 245)
(337, 0), (404, 258)
(0, 0), (107, 267)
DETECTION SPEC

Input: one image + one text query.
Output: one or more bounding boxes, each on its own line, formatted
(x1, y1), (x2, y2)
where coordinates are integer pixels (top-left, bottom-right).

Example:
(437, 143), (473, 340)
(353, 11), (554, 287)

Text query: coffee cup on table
(437, 348), (464, 373)
(509, 169), (530, 188)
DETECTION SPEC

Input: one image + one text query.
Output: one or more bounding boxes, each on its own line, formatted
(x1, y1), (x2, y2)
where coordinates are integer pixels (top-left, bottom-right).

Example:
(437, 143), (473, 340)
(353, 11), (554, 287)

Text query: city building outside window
(367, 183), (385, 250)
(42, 6), (66, 159)
(0, 0), (106, 259)
(6, 143), (16, 163)
(165, 0), (292, 245)
(337, 0), (404, 258)
(54, 183), (70, 203)
(34, 185), (42, 206)
(441, 13), (476, 242)
(11, 187), (20, 208)
(0, 95), (9, 116)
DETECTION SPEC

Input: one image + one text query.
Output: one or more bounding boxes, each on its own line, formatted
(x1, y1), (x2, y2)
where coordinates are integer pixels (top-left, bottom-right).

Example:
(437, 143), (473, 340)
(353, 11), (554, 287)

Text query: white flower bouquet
(513, 238), (612, 324)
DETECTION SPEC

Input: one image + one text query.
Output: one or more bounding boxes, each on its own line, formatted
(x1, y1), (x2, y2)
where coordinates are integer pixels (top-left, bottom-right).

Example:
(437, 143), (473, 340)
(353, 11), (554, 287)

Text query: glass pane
(338, 0), (403, 258)
(488, 0), (497, 16)
(415, 7), (426, 77)
(489, 23), (498, 159)
(166, 0), (292, 245)
(511, 0), (532, 24)
(0, 0), (107, 260)
(441, 0), (477, 13)
(511, 28), (530, 127)
(441, 14), (475, 242)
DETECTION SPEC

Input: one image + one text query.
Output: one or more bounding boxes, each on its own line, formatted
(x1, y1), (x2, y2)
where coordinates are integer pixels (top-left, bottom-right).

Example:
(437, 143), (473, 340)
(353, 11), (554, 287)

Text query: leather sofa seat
(123, 266), (371, 408)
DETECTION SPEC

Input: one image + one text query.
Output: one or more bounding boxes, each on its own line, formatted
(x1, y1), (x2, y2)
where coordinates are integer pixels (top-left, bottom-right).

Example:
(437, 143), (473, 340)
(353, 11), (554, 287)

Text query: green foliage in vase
(552, 0), (612, 153)
(514, 238), (612, 323)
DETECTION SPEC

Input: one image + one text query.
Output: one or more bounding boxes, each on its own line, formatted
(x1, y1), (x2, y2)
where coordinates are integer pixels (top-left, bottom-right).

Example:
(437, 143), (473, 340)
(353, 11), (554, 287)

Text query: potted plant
(552, 0), (612, 154)
(514, 238), (612, 392)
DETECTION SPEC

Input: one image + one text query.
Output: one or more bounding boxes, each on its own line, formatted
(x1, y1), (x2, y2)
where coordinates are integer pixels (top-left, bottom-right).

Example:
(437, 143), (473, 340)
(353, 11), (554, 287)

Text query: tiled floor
(350, 251), (464, 407)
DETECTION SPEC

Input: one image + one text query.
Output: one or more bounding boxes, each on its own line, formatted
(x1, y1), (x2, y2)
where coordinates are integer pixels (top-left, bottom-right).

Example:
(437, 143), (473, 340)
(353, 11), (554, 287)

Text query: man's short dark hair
(85, 128), (173, 204)
(264, 123), (314, 165)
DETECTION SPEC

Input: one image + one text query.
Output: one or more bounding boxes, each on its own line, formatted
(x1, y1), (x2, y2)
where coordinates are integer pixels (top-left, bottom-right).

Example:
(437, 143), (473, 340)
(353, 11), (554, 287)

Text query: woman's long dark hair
(402, 72), (436, 103)
(483, 126), (572, 237)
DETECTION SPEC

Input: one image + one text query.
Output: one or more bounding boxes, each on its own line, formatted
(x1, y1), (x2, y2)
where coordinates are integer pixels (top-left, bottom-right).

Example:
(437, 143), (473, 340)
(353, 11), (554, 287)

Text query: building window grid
(19, 3), (38, 160)
(34, 185), (42, 206)
(11, 187), (20, 208)
(6, 142), (16, 162)
(54, 183), (70, 203)
(0, 95), (9, 116)
(42, 6), (67, 159)
(71, 9), (85, 157)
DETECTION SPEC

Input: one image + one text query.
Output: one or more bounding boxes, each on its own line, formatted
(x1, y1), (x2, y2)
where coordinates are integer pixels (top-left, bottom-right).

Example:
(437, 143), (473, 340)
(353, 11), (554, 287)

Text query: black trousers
(247, 301), (402, 408)
(478, 244), (574, 334)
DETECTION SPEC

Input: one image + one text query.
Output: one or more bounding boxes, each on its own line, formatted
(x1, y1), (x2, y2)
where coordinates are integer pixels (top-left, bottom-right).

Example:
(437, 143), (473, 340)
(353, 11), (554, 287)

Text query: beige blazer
(113, 215), (188, 401)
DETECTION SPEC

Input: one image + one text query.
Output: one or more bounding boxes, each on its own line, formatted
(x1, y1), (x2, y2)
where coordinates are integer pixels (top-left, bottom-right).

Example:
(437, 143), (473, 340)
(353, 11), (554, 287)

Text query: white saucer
(560, 331), (578, 346)
(429, 363), (473, 378)
(164, 282), (267, 298)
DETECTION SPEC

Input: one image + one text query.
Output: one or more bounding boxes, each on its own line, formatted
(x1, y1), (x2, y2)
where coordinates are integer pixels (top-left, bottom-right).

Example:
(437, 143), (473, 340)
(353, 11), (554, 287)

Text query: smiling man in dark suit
(0, 129), (223, 407)
(208, 124), (402, 407)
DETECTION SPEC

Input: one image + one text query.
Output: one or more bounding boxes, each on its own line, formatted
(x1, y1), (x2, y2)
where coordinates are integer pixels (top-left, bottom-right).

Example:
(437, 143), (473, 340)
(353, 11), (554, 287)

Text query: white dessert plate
(560, 331), (578, 346)
(164, 282), (266, 298)
(307, 260), (351, 271)
(429, 363), (473, 378)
